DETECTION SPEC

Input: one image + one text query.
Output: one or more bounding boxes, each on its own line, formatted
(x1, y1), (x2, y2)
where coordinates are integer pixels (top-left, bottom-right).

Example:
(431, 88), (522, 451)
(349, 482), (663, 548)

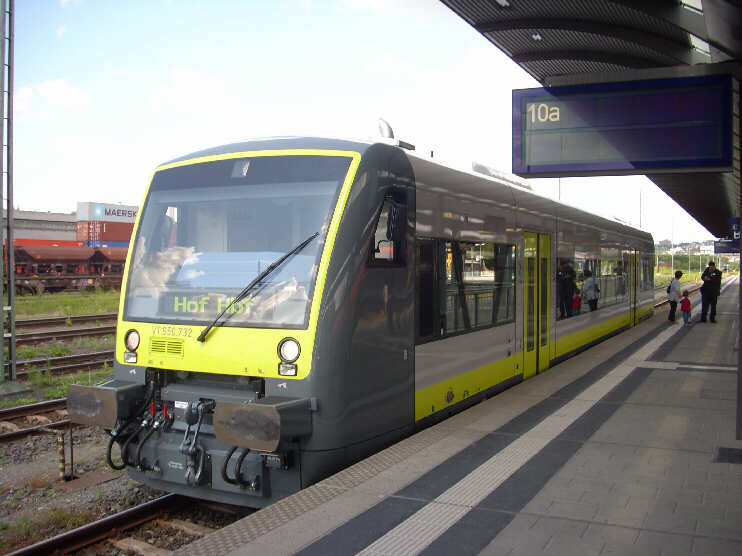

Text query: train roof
(161, 136), (652, 245)
(405, 149), (654, 245)
(161, 137), (375, 166)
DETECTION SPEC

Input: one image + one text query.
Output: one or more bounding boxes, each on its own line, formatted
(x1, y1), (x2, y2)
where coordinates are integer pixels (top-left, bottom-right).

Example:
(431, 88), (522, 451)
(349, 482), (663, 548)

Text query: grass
(15, 334), (114, 361)
(0, 397), (35, 408)
(655, 272), (699, 288)
(14, 289), (120, 319)
(0, 506), (97, 554)
(0, 368), (113, 407)
(40, 368), (114, 400)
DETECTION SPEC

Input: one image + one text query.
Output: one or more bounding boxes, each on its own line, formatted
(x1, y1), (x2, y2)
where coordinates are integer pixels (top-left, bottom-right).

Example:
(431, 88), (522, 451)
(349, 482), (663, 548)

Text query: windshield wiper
(197, 232), (319, 343)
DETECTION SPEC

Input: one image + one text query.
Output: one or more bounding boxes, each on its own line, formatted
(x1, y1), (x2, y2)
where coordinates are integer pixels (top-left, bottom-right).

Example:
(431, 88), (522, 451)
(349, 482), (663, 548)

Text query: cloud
(338, 0), (430, 13)
(60, 0), (82, 7)
(56, 25), (66, 38)
(37, 79), (90, 108)
(14, 87), (33, 113)
(148, 67), (230, 114)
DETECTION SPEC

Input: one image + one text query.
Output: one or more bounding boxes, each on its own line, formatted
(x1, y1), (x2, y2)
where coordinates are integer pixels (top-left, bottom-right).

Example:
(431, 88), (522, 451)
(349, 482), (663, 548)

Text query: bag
(666, 282), (672, 294)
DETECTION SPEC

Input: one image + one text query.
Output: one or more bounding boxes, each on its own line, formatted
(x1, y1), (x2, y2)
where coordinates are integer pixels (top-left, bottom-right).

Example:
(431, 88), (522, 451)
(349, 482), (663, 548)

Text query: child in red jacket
(572, 290), (581, 315)
(680, 290), (691, 325)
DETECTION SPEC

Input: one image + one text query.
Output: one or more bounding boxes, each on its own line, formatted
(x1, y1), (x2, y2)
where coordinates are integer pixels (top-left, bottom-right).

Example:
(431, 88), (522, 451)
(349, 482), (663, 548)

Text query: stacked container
(76, 202), (138, 247)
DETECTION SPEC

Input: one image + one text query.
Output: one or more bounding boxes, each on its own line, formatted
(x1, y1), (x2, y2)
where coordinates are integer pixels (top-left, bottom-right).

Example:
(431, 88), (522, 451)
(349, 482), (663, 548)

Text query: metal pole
(57, 433), (66, 480)
(737, 75), (742, 440)
(0, 0), (6, 386)
(5, 0), (14, 381)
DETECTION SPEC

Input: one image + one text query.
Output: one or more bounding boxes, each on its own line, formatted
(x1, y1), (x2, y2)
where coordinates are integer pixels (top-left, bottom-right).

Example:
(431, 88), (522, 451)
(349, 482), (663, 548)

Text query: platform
(178, 278), (742, 556)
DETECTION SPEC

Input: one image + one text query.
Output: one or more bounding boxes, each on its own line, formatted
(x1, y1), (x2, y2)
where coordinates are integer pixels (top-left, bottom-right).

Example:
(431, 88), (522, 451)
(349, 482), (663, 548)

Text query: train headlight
(278, 338), (300, 363)
(124, 329), (140, 351)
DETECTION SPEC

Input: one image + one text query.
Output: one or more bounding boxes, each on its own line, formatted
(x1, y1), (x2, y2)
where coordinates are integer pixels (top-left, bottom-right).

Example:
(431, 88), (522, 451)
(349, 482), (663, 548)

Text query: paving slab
(175, 279), (742, 555)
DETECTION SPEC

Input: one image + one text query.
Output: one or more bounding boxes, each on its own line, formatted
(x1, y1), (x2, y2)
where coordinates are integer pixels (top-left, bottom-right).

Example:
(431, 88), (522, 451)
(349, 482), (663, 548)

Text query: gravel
(0, 424), (253, 554)
(0, 425), (108, 467)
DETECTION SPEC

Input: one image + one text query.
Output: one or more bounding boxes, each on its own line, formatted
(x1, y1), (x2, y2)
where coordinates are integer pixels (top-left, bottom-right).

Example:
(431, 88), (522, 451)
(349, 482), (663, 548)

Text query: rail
(0, 398), (66, 420)
(15, 325), (116, 346)
(3, 350), (114, 379)
(0, 399), (70, 443)
(5, 493), (183, 556)
(13, 312), (117, 330)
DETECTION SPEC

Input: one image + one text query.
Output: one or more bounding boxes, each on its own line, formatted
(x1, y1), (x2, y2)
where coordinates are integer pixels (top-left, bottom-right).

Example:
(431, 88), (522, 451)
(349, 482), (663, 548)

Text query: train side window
(368, 194), (406, 267)
(440, 241), (516, 336)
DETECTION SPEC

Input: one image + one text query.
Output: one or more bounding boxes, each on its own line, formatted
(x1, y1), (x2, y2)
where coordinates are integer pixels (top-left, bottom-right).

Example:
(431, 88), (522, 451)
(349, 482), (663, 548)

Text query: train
(68, 137), (654, 507)
(10, 244), (127, 294)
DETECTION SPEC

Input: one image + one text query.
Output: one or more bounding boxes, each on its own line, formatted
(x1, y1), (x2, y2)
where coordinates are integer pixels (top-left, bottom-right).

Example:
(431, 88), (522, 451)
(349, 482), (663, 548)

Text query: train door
(523, 232), (551, 379)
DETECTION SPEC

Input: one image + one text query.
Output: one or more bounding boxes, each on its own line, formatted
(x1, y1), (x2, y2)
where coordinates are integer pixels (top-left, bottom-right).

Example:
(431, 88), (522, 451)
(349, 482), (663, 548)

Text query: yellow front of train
(116, 148), (360, 381)
(67, 146), (363, 489)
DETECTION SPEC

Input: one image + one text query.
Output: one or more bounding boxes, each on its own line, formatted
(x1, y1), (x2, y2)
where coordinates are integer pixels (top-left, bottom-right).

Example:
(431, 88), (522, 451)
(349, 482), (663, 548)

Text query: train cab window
(368, 194), (406, 266)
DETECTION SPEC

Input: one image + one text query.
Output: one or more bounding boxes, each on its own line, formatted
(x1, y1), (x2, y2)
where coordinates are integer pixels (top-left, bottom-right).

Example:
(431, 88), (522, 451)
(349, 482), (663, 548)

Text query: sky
(13, 0), (716, 244)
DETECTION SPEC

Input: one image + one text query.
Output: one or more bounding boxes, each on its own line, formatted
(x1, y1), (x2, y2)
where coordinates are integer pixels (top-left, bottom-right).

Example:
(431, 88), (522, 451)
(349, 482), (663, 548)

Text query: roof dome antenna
(378, 118), (394, 139)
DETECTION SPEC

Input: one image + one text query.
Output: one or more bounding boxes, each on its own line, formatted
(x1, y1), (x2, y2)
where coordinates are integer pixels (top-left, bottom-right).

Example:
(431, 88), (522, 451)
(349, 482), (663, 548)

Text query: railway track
(15, 325), (116, 346)
(14, 312), (117, 331)
(6, 493), (185, 556)
(0, 398), (70, 443)
(4, 349), (114, 379)
(5, 494), (249, 556)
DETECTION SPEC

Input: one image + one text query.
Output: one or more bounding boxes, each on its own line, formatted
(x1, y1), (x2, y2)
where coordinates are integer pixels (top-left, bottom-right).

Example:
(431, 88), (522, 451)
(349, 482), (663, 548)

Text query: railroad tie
(0, 421), (19, 434)
(111, 537), (173, 556)
(157, 518), (214, 537)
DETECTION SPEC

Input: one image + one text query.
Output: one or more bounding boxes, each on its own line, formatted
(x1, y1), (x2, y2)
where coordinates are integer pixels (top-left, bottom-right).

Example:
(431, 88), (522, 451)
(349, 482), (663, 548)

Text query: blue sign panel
(714, 240), (739, 254)
(512, 75), (733, 177)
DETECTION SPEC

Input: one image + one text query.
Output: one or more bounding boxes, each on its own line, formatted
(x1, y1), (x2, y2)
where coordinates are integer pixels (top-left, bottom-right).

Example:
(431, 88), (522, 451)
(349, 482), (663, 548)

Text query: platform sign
(512, 75), (733, 177)
(714, 240), (740, 254)
(729, 217), (740, 240)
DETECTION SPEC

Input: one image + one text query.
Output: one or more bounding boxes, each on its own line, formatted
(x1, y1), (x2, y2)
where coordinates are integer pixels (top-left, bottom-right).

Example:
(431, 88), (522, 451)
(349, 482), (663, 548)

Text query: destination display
(714, 240), (740, 254)
(512, 75), (733, 177)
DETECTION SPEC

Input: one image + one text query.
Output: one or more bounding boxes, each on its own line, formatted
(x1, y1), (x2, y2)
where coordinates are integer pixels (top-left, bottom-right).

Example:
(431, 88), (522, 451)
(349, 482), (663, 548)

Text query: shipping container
(85, 240), (130, 248)
(76, 221), (134, 243)
(77, 202), (138, 223)
(100, 221), (134, 241)
(13, 238), (86, 247)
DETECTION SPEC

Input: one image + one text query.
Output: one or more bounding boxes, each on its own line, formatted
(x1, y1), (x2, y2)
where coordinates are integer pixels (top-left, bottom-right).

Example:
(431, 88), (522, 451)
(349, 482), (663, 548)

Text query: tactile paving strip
(177, 424), (455, 555)
(356, 322), (684, 555)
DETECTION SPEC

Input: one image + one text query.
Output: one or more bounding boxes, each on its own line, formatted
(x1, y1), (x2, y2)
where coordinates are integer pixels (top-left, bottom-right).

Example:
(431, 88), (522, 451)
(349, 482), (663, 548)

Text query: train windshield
(123, 154), (352, 329)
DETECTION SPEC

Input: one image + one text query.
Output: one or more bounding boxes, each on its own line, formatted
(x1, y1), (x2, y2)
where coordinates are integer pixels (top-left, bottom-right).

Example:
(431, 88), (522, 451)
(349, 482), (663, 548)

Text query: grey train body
(97, 137), (652, 507)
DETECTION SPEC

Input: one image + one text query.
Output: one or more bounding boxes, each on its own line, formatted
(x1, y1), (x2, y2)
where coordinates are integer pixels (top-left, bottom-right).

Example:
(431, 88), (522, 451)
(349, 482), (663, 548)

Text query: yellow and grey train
(68, 137), (654, 507)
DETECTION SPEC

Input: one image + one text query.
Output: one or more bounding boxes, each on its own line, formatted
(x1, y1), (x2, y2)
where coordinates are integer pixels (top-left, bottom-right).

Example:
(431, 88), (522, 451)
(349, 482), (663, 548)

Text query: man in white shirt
(668, 270), (683, 323)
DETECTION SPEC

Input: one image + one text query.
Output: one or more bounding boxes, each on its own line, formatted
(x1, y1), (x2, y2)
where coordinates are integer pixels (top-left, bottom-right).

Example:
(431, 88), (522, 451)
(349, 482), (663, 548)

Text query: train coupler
(179, 400), (214, 486)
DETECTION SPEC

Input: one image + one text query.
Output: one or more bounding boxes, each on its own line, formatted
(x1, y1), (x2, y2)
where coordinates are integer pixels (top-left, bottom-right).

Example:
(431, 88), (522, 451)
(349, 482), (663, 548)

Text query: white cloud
(148, 67), (230, 114)
(56, 25), (66, 38)
(14, 87), (33, 113)
(37, 79), (90, 108)
(60, 0), (82, 7)
(338, 0), (430, 14)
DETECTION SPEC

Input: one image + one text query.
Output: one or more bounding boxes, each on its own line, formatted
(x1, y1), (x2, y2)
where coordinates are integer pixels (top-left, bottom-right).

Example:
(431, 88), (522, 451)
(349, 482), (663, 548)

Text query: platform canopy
(441, 0), (741, 238)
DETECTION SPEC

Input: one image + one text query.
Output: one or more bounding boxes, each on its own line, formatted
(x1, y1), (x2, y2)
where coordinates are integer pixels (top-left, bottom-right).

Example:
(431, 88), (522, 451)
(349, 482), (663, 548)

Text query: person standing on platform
(557, 262), (575, 319)
(583, 270), (599, 311)
(699, 261), (722, 323)
(680, 290), (692, 326)
(667, 270), (682, 323)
